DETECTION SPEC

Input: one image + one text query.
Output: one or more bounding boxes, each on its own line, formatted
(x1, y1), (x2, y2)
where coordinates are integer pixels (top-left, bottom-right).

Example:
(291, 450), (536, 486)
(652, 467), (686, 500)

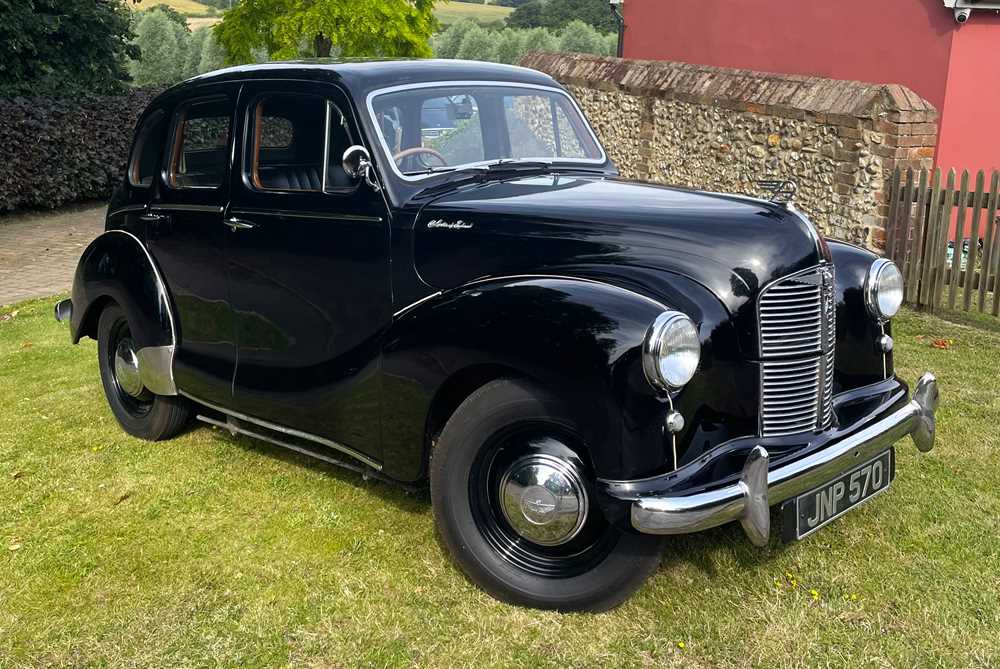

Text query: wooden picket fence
(886, 167), (1000, 316)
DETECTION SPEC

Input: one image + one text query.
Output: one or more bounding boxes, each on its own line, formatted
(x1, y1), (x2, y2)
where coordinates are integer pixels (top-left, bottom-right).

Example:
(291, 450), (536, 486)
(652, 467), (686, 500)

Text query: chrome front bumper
(631, 373), (939, 546)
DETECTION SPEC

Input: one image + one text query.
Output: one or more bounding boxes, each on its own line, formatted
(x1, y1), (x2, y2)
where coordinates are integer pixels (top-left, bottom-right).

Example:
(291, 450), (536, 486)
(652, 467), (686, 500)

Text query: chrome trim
(461, 274), (668, 311)
(365, 80), (608, 183)
(135, 345), (177, 395)
(499, 453), (589, 546)
(108, 204), (148, 218)
(150, 204), (226, 214)
(180, 390), (382, 470)
(54, 299), (73, 323)
(864, 258), (901, 323)
(630, 373), (939, 544)
(392, 290), (443, 318)
(229, 207), (382, 223)
(641, 310), (700, 392)
(322, 100), (332, 193)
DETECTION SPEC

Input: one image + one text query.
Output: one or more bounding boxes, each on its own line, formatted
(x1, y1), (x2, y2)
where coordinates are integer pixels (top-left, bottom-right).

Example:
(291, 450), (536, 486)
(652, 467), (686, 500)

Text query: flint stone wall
(520, 52), (939, 250)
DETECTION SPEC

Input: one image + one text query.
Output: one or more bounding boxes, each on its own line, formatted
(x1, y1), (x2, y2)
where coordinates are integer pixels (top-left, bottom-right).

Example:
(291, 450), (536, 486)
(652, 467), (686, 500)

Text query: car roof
(166, 59), (561, 101)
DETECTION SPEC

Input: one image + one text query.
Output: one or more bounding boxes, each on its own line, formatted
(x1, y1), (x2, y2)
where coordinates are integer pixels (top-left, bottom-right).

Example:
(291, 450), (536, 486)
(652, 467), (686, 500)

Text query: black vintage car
(56, 60), (939, 612)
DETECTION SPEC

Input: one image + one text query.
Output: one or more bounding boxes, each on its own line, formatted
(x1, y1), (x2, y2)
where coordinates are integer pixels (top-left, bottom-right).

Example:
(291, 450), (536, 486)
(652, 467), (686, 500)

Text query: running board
(194, 414), (409, 489)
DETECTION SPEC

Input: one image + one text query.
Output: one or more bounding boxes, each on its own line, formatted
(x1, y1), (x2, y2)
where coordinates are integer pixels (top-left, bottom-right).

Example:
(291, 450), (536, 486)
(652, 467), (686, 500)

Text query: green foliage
(557, 19), (602, 55)
(455, 25), (497, 62)
(214, 0), (438, 64)
(0, 88), (162, 212)
(183, 27), (211, 79)
(520, 26), (558, 54)
(198, 27), (227, 74)
(494, 28), (526, 65)
(505, 0), (544, 28)
(143, 4), (190, 32)
(129, 9), (188, 86)
(0, 0), (138, 97)
(506, 0), (616, 32)
(431, 18), (478, 59)
(432, 20), (606, 64)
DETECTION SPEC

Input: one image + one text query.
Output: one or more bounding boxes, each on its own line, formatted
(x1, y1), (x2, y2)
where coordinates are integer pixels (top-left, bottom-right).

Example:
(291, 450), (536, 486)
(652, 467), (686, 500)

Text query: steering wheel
(393, 146), (448, 169)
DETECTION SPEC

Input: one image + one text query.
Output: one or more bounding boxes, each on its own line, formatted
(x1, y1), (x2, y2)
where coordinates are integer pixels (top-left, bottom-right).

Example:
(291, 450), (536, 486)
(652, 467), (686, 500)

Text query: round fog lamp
(642, 311), (700, 392)
(865, 259), (904, 321)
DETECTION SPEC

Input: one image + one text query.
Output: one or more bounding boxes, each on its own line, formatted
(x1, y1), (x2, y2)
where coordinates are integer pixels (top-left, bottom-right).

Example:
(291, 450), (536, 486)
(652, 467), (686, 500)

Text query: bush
(0, 88), (164, 213)
(456, 25), (498, 62)
(495, 28), (527, 65)
(432, 18), (480, 59)
(558, 20), (603, 55)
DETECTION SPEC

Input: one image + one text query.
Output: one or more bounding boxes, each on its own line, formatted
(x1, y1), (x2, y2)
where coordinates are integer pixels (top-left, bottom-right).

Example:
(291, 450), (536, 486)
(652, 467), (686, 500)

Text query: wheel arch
(380, 276), (675, 483)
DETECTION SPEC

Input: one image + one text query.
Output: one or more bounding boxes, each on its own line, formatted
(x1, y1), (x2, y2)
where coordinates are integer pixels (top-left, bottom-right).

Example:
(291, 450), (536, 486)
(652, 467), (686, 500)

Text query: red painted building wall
(622, 0), (999, 173)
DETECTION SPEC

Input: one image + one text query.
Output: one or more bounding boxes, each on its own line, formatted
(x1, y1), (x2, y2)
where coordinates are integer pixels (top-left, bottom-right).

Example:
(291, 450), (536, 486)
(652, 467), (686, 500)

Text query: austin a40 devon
(56, 60), (939, 611)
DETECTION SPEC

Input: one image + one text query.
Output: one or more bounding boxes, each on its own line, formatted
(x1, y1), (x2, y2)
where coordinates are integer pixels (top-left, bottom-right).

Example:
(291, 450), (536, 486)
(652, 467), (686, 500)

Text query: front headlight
(865, 259), (904, 321)
(642, 311), (701, 392)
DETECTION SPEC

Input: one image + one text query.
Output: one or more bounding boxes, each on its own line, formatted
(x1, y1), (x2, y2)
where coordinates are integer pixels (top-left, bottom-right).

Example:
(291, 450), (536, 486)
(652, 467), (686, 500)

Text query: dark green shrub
(0, 88), (163, 213)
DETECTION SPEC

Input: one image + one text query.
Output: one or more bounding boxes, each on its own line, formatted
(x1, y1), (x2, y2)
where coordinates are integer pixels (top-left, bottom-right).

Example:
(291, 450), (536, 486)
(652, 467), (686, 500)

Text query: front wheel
(97, 303), (191, 441)
(430, 379), (664, 612)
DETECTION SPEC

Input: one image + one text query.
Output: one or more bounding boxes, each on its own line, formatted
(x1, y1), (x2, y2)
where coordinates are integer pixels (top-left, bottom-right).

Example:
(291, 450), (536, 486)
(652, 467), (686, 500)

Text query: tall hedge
(0, 88), (163, 213)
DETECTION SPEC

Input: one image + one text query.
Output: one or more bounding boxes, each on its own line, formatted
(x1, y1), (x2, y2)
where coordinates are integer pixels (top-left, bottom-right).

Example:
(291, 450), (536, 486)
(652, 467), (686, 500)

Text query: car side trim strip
(229, 207), (383, 223)
(180, 390), (383, 470)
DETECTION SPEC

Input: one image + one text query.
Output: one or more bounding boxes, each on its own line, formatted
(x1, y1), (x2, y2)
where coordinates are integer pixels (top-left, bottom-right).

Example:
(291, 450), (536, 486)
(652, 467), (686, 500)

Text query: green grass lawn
(2, 297), (998, 668)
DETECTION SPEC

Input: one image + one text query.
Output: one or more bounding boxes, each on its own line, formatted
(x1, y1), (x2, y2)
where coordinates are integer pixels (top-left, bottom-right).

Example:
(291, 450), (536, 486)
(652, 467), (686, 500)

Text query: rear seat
(259, 164), (353, 191)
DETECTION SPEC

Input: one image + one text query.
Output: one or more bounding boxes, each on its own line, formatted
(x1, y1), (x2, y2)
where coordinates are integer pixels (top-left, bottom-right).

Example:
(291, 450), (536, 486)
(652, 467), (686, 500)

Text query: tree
(198, 29), (227, 74)
(543, 0), (616, 32)
(432, 18), (479, 59)
(495, 28), (526, 64)
(520, 27), (557, 54)
(558, 20), (602, 55)
(129, 9), (186, 86)
(214, 0), (437, 64)
(184, 27), (211, 79)
(0, 0), (138, 97)
(456, 25), (498, 62)
(506, 0), (544, 29)
(143, 4), (190, 32)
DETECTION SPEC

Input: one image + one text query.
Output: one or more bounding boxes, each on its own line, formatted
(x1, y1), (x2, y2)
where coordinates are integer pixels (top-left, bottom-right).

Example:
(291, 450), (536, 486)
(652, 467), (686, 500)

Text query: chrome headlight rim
(642, 310), (701, 393)
(864, 258), (904, 322)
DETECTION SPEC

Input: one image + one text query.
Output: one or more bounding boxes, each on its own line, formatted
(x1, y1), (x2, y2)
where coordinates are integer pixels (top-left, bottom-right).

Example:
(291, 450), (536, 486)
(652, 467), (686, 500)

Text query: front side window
(248, 94), (354, 192)
(370, 84), (604, 178)
(168, 98), (231, 189)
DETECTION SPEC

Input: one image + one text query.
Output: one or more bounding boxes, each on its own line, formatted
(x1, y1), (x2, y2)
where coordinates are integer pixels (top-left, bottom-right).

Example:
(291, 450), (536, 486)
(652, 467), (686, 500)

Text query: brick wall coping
(521, 51), (937, 125)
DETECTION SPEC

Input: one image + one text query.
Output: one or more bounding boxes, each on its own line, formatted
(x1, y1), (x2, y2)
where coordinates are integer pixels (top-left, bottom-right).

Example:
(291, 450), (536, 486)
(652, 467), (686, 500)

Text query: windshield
(368, 84), (606, 178)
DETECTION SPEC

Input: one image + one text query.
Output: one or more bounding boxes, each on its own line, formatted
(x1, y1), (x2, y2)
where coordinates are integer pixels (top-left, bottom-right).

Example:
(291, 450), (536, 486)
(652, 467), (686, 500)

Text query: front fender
(380, 276), (674, 482)
(828, 240), (892, 390)
(69, 229), (177, 393)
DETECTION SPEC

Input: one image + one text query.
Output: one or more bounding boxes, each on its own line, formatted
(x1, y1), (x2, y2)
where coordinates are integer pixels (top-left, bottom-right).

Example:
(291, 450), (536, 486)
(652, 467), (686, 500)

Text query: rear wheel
(97, 304), (190, 441)
(430, 379), (664, 612)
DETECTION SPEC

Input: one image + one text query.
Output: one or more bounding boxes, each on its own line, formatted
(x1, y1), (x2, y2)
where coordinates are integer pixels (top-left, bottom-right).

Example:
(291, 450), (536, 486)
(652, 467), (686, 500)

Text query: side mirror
(342, 145), (380, 192)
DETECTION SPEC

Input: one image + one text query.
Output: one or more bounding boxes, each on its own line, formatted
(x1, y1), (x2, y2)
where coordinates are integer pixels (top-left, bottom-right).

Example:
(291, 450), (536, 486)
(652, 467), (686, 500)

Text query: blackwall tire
(97, 304), (190, 441)
(430, 378), (664, 612)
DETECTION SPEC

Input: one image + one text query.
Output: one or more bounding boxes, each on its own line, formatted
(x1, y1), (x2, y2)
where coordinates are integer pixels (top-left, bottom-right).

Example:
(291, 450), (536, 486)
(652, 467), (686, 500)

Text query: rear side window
(247, 93), (354, 193)
(168, 98), (232, 189)
(129, 110), (166, 188)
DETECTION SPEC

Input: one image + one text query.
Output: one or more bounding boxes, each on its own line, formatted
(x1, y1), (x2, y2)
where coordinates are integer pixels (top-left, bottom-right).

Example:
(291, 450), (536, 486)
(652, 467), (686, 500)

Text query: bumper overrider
(613, 373), (939, 546)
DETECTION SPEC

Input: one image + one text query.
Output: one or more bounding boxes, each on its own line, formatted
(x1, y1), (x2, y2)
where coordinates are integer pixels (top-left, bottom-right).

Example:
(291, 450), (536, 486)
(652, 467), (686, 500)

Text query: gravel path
(0, 202), (107, 306)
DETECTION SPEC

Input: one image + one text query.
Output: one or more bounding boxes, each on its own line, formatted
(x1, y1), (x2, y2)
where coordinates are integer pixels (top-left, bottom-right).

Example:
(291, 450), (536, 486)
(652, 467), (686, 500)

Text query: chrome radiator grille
(758, 265), (836, 437)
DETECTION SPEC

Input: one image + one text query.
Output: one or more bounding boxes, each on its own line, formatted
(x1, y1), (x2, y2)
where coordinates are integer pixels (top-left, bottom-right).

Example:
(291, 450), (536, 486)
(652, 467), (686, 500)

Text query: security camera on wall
(942, 0), (1000, 23)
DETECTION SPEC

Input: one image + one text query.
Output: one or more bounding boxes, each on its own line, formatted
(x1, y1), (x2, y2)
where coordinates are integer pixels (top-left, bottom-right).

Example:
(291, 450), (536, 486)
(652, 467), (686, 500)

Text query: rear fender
(380, 276), (674, 483)
(69, 229), (177, 395)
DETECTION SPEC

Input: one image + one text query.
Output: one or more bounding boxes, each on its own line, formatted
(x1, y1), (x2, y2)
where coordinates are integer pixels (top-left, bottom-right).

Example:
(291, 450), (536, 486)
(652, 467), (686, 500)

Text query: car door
(145, 85), (240, 407)
(225, 81), (391, 463)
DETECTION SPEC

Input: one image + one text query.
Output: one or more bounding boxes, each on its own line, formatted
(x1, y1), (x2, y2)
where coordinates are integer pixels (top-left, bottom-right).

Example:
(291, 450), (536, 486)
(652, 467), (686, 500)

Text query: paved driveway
(0, 203), (107, 306)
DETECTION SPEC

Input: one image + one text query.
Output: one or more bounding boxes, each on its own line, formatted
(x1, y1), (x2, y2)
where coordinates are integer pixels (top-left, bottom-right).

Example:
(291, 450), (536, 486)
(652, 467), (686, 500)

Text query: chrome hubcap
(499, 453), (589, 546)
(113, 338), (144, 398)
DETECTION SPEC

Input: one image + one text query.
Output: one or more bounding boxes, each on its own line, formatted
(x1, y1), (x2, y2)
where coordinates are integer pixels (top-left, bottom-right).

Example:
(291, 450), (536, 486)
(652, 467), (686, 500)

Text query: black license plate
(782, 449), (895, 541)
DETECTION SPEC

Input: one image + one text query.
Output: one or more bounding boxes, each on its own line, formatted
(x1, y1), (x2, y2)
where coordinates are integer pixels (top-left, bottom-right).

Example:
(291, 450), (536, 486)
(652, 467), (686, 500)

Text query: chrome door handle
(224, 217), (256, 232)
(139, 212), (169, 223)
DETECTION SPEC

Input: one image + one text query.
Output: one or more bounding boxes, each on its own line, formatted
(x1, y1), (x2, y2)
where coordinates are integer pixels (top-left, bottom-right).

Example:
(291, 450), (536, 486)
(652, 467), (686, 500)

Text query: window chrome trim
(365, 80), (609, 183)
(180, 390), (383, 471)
